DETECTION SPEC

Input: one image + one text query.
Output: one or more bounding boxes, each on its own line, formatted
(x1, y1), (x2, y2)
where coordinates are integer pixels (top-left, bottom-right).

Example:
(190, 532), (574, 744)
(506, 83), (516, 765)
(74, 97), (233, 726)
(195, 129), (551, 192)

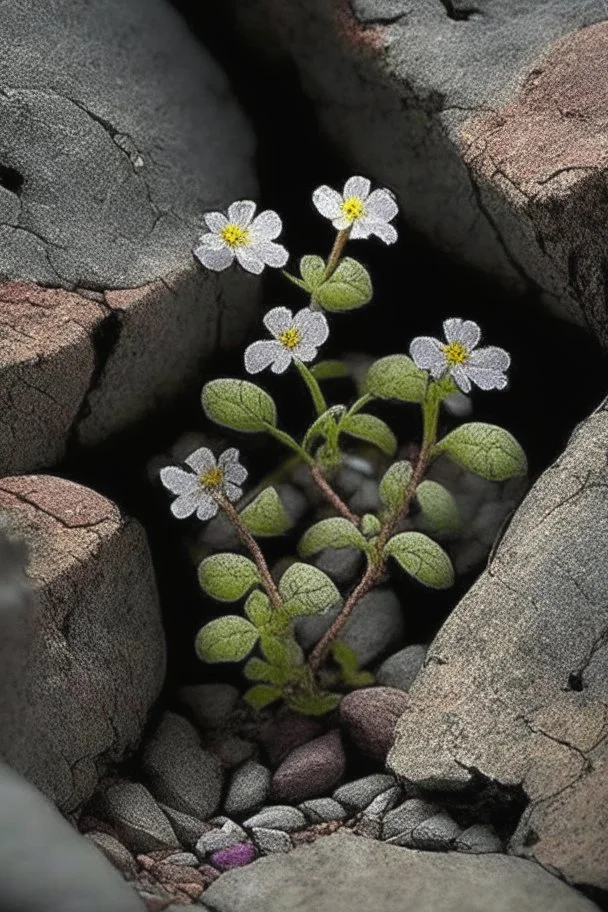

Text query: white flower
(244, 306), (329, 375)
(160, 447), (247, 521)
(312, 176), (398, 244)
(194, 200), (289, 275)
(410, 318), (511, 394)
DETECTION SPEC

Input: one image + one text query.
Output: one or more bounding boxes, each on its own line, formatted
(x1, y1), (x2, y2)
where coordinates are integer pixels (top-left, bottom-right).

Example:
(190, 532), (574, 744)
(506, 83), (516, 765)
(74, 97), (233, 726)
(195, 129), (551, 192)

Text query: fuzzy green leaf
(244, 684), (282, 710)
(361, 513), (381, 537)
(299, 517), (368, 558)
(384, 531), (454, 589)
(311, 360), (351, 381)
(260, 634), (304, 668)
(299, 255), (326, 290)
(278, 562), (341, 617)
(416, 480), (461, 535)
(340, 413), (397, 456)
(196, 616), (259, 663)
(331, 640), (375, 687)
(316, 258), (373, 312)
(244, 657), (291, 686)
(303, 405), (346, 452)
(198, 554), (261, 602)
(379, 460), (412, 511)
(202, 379), (277, 433)
(434, 423), (527, 481)
(286, 691), (342, 716)
(363, 355), (428, 403)
(244, 590), (273, 628)
(240, 487), (291, 537)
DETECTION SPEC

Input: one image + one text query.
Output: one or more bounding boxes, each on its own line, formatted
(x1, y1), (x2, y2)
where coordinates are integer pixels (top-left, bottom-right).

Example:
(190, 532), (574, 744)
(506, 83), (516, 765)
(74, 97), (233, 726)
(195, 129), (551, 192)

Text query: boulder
(0, 475), (165, 812)
(389, 399), (608, 892)
(202, 831), (601, 912)
(0, 0), (259, 474)
(270, 1), (608, 347)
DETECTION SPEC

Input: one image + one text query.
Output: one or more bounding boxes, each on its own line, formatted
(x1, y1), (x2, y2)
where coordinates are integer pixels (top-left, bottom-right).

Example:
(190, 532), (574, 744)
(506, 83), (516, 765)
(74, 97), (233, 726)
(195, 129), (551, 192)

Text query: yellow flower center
(200, 466), (224, 489)
(342, 196), (366, 222)
(221, 223), (251, 248)
(279, 326), (301, 350)
(443, 341), (469, 366)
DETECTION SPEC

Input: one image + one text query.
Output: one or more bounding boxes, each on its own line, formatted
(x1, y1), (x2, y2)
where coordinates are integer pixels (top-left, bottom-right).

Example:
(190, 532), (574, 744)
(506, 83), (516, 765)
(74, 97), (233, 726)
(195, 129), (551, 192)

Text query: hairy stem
(218, 496), (283, 611)
(309, 464), (361, 526)
(265, 424), (315, 466)
(294, 358), (327, 417)
(325, 228), (351, 279)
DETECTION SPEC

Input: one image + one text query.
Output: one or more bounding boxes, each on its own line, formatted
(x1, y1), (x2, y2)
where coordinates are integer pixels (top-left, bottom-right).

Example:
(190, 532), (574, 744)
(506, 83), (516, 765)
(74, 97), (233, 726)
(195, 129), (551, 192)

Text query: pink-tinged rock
(271, 731), (346, 803)
(210, 843), (257, 871)
(259, 708), (326, 767)
(340, 688), (410, 764)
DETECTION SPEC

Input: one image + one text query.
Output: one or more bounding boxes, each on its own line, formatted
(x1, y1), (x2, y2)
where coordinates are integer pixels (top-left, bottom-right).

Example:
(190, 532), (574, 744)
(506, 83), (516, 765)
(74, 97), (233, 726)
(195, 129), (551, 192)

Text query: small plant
(161, 177), (526, 716)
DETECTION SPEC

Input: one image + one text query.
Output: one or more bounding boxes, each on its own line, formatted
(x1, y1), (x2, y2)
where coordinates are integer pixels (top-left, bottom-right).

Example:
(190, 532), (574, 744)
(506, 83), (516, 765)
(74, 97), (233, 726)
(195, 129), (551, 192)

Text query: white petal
(228, 200), (256, 227)
(294, 308), (329, 347)
(249, 209), (283, 240)
(244, 340), (284, 374)
(312, 185), (343, 220)
(349, 219), (373, 240)
(466, 366), (509, 391)
(218, 447), (240, 467)
(171, 491), (202, 519)
(343, 176), (371, 201)
(253, 239), (289, 268)
(235, 245), (265, 274)
(294, 344), (318, 363)
(224, 462), (248, 485)
(410, 336), (447, 377)
(263, 306), (293, 337)
(224, 482), (242, 503)
(197, 232), (226, 249)
(450, 364), (472, 394)
(204, 211), (228, 232)
(185, 447), (216, 474)
(196, 497), (219, 522)
(160, 466), (198, 495)
(194, 243), (234, 272)
(468, 345), (511, 372)
(270, 348), (294, 374)
(332, 215), (352, 231)
(443, 318), (481, 350)
(364, 218), (398, 245)
(365, 188), (398, 222)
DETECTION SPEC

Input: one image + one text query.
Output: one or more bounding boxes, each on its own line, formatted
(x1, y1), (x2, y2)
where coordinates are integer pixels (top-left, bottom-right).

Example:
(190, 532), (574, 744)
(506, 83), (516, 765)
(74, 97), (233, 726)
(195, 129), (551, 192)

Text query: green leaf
(202, 379), (277, 433)
(260, 634), (304, 668)
(303, 405), (346, 452)
(240, 487), (291, 537)
(364, 355), (428, 403)
(286, 691), (341, 716)
(244, 589), (273, 627)
(416, 480), (460, 535)
(278, 562), (341, 616)
(196, 616), (259, 663)
(198, 554), (261, 602)
(310, 360), (351, 382)
(340, 413), (397, 456)
(315, 258), (373, 312)
(361, 513), (381, 537)
(434, 423), (527, 481)
(244, 684), (282, 710)
(298, 517), (368, 558)
(299, 255), (326, 291)
(331, 640), (375, 687)
(244, 657), (291, 686)
(379, 460), (412, 511)
(384, 531), (454, 589)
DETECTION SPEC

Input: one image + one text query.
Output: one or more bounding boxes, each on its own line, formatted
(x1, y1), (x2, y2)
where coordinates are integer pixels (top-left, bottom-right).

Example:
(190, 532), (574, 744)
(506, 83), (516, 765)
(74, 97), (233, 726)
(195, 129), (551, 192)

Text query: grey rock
(363, 786), (402, 818)
(85, 831), (138, 878)
(178, 683), (240, 731)
(196, 820), (247, 858)
(271, 731), (346, 804)
(162, 852), (199, 867)
(209, 735), (256, 770)
(199, 512), (241, 552)
(0, 761), (145, 911)
(202, 832), (602, 912)
(298, 798), (348, 824)
(158, 804), (211, 850)
(340, 687), (409, 763)
(224, 761), (271, 818)
(274, 2), (608, 349)
(297, 588), (404, 668)
(259, 709), (325, 767)
(382, 799), (440, 843)
(377, 644), (427, 692)
(333, 775), (397, 813)
(348, 479), (380, 514)
(314, 546), (363, 587)
(276, 483), (308, 525)
(244, 806), (306, 833)
(389, 402), (608, 891)
(251, 827), (292, 855)
(411, 812), (462, 850)
(456, 825), (503, 855)
(142, 712), (223, 821)
(0, 476), (165, 813)
(103, 781), (179, 855)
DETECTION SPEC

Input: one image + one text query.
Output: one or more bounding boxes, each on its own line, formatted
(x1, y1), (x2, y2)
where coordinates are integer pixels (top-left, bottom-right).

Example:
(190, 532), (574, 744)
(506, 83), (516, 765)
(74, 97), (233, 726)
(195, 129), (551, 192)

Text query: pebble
(298, 798), (348, 823)
(210, 843), (257, 871)
(158, 804), (211, 849)
(199, 511), (240, 550)
(276, 482), (308, 525)
(195, 820), (247, 858)
(224, 760), (271, 818)
(333, 775), (397, 813)
(411, 812), (462, 850)
(349, 479), (381, 514)
(271, 731), (346, 803)
(376, 644), (427, 692)
(142, 712), (223, 821)
(178, 683), (239, 731)
(340, 687), (410, 763)
(314, 546), (363, 587)
(363, 786), (402, 818)
(455, 824), (503, 854)
(102, 781), (179, 855)
(382, 798), (440, 842)
(85, 831), (138, 877)
(251, 827), (292, 854)
(244, 805), (306, 833)
(209, 734), (256, 770)
(161, 852), (199, 866)
(259, 709), (325, 767)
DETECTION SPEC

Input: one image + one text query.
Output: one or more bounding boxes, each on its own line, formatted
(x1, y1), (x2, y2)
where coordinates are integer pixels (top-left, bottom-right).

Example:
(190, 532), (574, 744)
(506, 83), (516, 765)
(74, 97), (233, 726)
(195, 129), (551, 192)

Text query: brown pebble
(181, 882), (205, 900)
(260, 708), (326, 766)
(271, 730), (345, 802)
(340, 687), (410, 762)
(150, 862), (206, 886)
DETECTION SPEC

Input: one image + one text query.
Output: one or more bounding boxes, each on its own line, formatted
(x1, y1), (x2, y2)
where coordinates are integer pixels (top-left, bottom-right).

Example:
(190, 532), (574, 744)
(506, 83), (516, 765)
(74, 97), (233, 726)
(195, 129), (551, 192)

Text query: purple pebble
(210, 842), (257, 871)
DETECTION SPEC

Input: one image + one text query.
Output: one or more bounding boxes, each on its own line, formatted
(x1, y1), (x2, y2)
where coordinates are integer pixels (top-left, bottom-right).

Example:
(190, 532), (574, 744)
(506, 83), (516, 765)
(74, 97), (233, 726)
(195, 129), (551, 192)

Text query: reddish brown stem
(325, 228), (351, 279)
(218, 496), (283, 611)
(309, 464), (361, 527)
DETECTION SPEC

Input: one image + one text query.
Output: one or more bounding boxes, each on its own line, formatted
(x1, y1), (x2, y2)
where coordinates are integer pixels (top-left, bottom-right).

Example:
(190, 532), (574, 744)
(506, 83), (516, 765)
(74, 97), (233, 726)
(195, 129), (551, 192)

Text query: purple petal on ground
(210, 842), (257, 870)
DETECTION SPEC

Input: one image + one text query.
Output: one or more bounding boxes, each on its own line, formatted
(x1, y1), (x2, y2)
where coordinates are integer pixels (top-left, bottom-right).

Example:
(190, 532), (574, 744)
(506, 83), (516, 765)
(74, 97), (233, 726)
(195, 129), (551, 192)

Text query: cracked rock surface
(0, 474), (165, 813)
(389, 398), (608, 892)
(269, 1), (608, 346)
